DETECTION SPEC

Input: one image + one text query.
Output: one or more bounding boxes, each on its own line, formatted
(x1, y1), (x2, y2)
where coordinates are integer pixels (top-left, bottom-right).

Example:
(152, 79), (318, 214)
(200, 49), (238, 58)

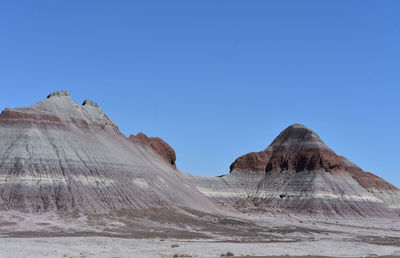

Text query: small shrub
(171, 244), (179, 248)
(221, 251), (234, 257)
(173, 253), (192, 257)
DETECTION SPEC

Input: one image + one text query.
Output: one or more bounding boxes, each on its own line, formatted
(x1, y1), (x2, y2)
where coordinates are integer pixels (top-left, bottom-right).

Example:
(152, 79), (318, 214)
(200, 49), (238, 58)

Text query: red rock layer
(0, 109), (62, 122)
(347, 165), (398, 191)
(129, 133), (176, 168)
(265, 148), (347, 173)
(229, 124), (399, 191)
(229, 150), (271, 172)
(264, 124), (346, 173)
(230, 124), (348, 174)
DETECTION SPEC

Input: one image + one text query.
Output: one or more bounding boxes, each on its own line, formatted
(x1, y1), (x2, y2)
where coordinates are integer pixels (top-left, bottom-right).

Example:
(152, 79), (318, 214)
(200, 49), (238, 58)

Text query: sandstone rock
(129, 133), (176, 168)
(229, 150), (271, 173)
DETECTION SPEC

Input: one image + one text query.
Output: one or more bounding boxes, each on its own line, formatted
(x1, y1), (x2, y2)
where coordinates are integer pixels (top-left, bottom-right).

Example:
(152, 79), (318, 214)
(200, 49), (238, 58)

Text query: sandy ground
(0, 209), (400, 257)
(1, 236), (400, 258)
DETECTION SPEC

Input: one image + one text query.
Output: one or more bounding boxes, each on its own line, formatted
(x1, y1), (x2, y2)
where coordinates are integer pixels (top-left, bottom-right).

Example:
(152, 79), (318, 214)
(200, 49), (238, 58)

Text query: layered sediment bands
(254, 170), (396, 218)
(1, 91), (398, 219)
(184, 171), (265, 204)
(256, 124), (399, 218)
(129, 133), (176, 168)
(0, 91), (215, 213)
(265, 149), (347, 173)
(265, 124), (347, 173)
(341, 157), (400, 211)
(193, 124), (399, 218)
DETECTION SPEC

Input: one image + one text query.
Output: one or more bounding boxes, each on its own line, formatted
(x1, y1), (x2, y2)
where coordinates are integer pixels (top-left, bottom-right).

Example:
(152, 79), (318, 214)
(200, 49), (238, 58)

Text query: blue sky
(0, 1), (399, 187)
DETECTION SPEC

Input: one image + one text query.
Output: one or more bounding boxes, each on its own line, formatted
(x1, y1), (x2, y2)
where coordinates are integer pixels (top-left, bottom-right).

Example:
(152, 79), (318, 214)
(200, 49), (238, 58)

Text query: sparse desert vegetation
(173, 253), (192, 257)
(220, 251), (235, 256)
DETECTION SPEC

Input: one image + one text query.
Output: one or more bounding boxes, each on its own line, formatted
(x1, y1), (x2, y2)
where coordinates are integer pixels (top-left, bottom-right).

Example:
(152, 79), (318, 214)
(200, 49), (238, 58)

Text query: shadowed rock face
(129, 133), (176, 168)
(0, 91), (215, 214)
(189, 124), (400, 218)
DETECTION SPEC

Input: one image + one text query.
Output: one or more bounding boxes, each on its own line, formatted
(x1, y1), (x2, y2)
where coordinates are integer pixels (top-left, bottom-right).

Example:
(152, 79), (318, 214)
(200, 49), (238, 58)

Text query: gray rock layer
(0, 91), (216, 214)
(188, 124), (400, 219)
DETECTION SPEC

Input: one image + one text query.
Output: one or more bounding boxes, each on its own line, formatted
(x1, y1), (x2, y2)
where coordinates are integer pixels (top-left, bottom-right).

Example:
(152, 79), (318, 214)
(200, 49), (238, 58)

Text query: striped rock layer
(0, 91), (216, 214)
(189, 124), (400, 218)
(0, 91), (398, 219)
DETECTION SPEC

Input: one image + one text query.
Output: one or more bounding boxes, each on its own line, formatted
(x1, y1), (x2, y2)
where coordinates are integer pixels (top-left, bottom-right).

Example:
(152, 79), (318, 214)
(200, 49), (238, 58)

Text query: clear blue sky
(0, 1), (399, 187)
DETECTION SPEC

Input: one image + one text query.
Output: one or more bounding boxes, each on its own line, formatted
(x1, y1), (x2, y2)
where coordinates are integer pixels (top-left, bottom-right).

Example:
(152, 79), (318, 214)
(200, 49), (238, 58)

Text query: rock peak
(269, 124), (325, 151)
(265, 124), (346, 173)
(47, 90), (71, 99)
(82, 99), (100, 108)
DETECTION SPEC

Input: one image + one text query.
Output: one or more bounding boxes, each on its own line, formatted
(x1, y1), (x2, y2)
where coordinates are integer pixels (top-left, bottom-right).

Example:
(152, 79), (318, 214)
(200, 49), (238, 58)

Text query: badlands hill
(0, 91), (398, 220)
(1, 91), (399, 258)
(187, 124), (400, 218)
(0, 91), (216, 213)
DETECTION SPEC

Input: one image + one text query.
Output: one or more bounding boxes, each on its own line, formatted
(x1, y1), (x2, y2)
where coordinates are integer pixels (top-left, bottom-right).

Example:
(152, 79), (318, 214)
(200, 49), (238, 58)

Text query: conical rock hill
(0, 91), (216, 214)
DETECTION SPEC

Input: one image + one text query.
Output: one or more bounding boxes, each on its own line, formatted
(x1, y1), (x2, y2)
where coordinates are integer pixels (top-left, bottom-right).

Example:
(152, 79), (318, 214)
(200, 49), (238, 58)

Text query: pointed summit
(266, 124), (346, 173)
(47, 90), (71, 99)
(229, 124), (337, 174)
(269, 124), (326, 152)
(218, 124), (400, 218)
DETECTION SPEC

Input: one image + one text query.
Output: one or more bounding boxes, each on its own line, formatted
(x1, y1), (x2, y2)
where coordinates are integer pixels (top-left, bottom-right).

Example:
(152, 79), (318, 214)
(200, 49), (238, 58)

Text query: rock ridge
(47, 90), (71, 99)
(82, 99), (100, 108)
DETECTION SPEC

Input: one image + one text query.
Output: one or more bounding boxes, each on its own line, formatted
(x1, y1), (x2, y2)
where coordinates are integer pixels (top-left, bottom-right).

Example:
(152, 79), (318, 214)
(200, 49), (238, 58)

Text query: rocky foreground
(0, 209), (399, 257)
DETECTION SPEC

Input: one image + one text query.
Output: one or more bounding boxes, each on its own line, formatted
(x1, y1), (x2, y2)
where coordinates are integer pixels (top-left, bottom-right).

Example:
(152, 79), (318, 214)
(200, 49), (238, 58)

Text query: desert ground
(1, 209), (399, 258)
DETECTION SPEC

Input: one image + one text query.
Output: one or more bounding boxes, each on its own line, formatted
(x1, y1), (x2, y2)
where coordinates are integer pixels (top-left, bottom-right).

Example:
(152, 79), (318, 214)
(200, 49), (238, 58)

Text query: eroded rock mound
(189, 124), (400, 218)
(129, 133), (176, 168)
(265, 124), (347, 172)
(0, 91), (215, 213)
(230, 150), (271, 173)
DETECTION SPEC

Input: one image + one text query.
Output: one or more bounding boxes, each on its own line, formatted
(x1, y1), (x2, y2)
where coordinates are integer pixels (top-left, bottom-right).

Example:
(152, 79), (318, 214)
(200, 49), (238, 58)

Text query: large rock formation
(0, 91), (216, 213)
(254, 124), (397, 218)
(0, 92), (398, 219)
(188, 124), (400, 218)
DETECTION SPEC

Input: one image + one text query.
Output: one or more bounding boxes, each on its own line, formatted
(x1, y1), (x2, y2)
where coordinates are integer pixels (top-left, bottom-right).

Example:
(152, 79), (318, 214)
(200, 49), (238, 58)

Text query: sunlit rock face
(230, 150), (271, 173)
(0, 91), (216, 214)
(189, 124), (400, 218)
